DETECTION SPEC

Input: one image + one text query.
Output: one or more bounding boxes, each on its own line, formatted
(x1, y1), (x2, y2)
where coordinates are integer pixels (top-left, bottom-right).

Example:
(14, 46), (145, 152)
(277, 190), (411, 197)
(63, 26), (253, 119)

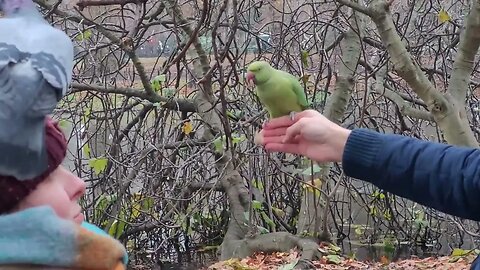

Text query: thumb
(283, 120), (305, 143)
(253, 130), (263, 145)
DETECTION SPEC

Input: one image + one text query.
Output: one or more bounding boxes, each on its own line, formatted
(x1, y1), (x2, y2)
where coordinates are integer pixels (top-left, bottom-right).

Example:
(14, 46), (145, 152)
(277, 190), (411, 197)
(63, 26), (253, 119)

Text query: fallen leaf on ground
(205, 246), (477, 270)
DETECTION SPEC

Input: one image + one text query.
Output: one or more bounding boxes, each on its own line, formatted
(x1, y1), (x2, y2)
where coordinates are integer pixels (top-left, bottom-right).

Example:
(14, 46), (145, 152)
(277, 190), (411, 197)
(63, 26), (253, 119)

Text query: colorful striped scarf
(0, 206), (128, 269)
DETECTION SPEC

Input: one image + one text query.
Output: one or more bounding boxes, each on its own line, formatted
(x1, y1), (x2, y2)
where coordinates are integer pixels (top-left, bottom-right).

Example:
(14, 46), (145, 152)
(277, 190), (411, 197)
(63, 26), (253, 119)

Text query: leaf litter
(205, 242), (477, 270)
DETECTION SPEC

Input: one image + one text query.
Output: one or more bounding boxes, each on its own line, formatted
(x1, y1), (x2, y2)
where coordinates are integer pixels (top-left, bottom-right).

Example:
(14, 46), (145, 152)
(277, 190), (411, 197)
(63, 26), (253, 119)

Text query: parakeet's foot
(262, 119), (269, 127)
(289, 111), (296, 121)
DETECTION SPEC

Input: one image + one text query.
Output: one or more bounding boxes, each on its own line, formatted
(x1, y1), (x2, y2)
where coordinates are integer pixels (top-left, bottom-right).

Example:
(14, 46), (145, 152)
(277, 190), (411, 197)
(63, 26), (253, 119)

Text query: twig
(161, 0), (209, 77)
(76, 0), (146, 10)
(448, 216), (480, 238)
(70, 83), (196, 112)
(373, 65), (434, 121)
(335, 0), (373, 17)
(44, 0), (63, 17)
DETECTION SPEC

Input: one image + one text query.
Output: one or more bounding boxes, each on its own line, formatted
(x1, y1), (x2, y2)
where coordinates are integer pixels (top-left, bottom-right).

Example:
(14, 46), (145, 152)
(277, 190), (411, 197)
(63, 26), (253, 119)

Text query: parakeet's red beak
(246, 72), (255, 87)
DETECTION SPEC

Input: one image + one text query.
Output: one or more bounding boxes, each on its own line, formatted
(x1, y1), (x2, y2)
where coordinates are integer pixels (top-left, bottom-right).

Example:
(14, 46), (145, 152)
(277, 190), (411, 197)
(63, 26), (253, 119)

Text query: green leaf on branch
(300, 50), (309, 68)
(88, 157), (108, 175)
(438, 8), (451, 23)
(252, 200), (262, 210)
(76, 29), (92, 41)
(150, 74), (166, 93)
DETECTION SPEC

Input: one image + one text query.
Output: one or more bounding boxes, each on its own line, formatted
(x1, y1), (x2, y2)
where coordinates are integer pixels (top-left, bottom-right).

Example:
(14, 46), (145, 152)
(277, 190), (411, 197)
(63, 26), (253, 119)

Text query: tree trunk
(365, 0), (479, 147)
(296, 7), (363, 240)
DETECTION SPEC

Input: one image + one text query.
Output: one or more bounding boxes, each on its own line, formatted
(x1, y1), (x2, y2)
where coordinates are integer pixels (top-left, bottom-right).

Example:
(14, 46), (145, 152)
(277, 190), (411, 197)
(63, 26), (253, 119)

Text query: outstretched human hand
(255, 110), (351, 163)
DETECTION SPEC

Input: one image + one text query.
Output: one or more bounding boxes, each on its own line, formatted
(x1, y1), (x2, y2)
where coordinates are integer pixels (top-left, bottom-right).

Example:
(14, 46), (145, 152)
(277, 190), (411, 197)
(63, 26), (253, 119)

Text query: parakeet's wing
(279, 70), (309, 109)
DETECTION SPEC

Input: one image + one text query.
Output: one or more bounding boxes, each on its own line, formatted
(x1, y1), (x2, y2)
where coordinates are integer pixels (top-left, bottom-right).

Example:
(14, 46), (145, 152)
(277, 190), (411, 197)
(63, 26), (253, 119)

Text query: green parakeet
(246, 61), (308, 120)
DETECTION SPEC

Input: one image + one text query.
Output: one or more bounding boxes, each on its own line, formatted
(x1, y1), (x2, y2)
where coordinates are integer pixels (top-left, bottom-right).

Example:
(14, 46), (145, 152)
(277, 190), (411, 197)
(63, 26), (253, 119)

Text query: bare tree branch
(33, 0), (480, 264)
(70, 83), (197, 112)
(363, 0), (478, 146)
(448, 0), (480, 103)
(335, 0), (373, 16)
(76, 0), (145, 11)
(371, 53), (433, 122)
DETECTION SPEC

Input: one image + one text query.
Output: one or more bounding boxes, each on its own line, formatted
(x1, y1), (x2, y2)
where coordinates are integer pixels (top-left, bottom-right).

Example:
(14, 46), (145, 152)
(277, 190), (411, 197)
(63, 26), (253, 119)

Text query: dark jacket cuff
(342, 128), (384, 180)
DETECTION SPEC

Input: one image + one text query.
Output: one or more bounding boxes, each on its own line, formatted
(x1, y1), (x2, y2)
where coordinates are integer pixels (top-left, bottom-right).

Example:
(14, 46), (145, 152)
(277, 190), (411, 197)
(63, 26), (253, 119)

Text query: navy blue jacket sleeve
(342, 128), (480, 221)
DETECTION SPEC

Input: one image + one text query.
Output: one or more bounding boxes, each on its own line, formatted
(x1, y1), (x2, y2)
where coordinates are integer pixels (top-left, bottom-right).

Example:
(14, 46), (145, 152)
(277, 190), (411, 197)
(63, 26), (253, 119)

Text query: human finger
(262, 135), (288, 145)
(261, 127), (289, 137)
(264, 143), (303, 155)
(254, 129), (292, 145)
(262, 115), (294, 130)
(264, 110), (319, 130)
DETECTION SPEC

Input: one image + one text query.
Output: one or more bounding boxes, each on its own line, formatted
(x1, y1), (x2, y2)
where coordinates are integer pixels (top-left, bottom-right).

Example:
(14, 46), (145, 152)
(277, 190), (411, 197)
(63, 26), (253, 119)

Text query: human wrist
(331, 126), (351, 162)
